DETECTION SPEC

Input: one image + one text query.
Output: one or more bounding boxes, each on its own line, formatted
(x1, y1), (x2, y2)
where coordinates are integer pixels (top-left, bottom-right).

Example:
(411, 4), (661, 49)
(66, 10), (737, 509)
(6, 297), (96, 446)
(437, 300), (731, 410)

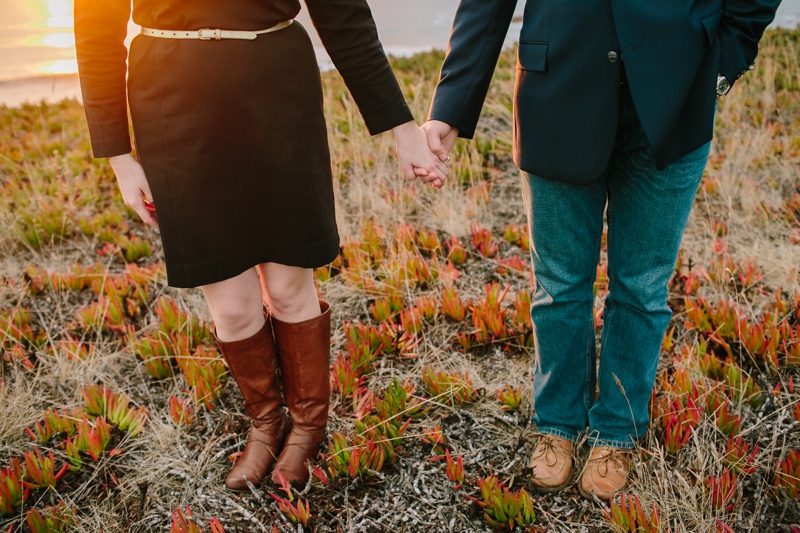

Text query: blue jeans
(520, 83), (711, 449)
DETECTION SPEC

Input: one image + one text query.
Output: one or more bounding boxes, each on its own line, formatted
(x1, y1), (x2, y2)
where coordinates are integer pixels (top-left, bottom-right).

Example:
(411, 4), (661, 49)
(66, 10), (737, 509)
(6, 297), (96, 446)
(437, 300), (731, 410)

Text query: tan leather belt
(140, 20), (293, 40)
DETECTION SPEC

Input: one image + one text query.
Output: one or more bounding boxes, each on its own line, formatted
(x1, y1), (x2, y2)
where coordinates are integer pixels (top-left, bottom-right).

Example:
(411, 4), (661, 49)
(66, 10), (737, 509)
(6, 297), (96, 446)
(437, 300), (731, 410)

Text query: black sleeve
(74, 0), (133, 158)
(428, 0), (518, 139)
(304, 0), (414, 135)
(718, 0), (780, 84)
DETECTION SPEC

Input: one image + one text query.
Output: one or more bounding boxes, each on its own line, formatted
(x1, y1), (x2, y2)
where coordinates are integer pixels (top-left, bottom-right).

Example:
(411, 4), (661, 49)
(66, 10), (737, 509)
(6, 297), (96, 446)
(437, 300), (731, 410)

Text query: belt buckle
(198, 28), (221, 40)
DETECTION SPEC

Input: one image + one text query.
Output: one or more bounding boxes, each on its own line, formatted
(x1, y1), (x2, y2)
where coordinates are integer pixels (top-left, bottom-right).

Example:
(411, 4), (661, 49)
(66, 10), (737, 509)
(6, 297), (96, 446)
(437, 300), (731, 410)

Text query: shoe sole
(576, 479), (615, 502)
(529, 469), (575, 494)
(224, 484), (259, 493)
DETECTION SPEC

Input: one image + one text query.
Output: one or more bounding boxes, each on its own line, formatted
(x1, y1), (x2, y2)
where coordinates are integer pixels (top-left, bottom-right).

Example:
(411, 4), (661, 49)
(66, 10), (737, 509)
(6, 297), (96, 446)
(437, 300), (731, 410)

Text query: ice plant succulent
(373, 378), (427, 420)
(715, 403), (743, 437)
(131, 334), (174, 379)
(332, 357), (364, 397)
(470, 222), (498, 258)
(0, 458), (28, 516)
(422, 366), (479, 407)
(22, 448), (68, 490)
(661, 396), (701, 454)
(271, 494), (311, 526)
(369, 294), (404, 323)
(441, 286), (467, 322)
(444, 449), (465, 489)
(26, 408), (77, 444)
(106, 391), (148, 436)
(169, 395), (196, 426)
(326, 433), (393, 478)
(422, 425), (447, 456)
(772, 449), (800, 500)
(25, 502), (74, 533)
(604, 493), (661, 533)
(472, 476), (536, 530)
(495, 383), (523, 411)
(706, 470), (738, 512)
(502, 223), (530, 252)
(445, 236), (467, 265)
(177, 346), (228, 411)
(724, 436), (758, 475)
(171, 507), (201, 533)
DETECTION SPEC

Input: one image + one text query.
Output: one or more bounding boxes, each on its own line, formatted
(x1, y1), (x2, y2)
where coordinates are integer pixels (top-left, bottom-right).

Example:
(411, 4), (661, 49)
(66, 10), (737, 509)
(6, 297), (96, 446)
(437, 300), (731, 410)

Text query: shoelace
(531, 434), (567, 467)
(590, 447), (631, 478)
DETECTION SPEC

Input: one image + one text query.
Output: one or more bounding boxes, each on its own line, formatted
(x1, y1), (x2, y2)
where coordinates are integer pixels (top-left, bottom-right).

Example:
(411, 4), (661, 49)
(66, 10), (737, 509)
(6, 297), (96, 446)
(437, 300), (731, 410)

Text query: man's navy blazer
(429, 0), (781, 184)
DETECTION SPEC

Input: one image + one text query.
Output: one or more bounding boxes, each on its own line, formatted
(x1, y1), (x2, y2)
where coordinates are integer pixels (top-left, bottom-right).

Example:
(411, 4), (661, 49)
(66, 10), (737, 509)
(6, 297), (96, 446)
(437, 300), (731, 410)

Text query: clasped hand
(393, 120), (458, 189)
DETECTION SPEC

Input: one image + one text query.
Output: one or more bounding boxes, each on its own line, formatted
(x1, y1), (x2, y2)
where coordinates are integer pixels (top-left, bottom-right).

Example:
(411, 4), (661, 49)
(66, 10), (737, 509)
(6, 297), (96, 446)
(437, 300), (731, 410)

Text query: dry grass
(1, 30), (799, 533)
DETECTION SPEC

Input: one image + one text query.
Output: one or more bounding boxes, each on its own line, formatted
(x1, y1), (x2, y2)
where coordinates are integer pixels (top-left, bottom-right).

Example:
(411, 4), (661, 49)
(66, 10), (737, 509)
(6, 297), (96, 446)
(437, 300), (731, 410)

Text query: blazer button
(607, 51), (619, 63)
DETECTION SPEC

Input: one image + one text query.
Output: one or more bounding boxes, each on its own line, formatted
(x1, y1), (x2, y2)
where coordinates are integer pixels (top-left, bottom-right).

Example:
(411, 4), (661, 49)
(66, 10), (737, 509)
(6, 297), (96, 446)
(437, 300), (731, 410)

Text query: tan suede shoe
(578, 446), (631, 501)
(528, 434), (574, 493)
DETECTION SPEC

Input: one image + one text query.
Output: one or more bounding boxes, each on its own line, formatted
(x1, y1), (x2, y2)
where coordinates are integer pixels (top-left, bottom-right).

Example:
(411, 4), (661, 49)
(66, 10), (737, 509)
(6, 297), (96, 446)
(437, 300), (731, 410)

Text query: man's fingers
(426, 130), (449, 161)
(414, 167), (429, 177)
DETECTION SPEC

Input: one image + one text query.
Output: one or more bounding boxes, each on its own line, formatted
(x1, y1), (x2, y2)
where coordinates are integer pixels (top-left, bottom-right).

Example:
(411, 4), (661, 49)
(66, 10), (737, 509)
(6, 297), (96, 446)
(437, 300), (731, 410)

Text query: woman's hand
(108, 153), (159, 228)
(392, 121), (449, 189)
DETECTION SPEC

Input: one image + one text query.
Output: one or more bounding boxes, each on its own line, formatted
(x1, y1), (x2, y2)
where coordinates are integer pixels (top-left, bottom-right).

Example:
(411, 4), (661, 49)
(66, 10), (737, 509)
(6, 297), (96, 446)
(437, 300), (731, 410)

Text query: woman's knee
(201, 269), (264, 338)
(260, 264), (316, 315)
(263, 278), (308, 315)
(211, 301), (263, 332)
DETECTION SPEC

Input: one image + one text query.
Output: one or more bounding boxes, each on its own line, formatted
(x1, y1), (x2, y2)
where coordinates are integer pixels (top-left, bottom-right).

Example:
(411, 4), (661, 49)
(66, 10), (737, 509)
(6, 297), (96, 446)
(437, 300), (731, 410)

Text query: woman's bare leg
(203, 267), (288, 491)
(201, 268), (265, 342)
(258, 262), (320, 323)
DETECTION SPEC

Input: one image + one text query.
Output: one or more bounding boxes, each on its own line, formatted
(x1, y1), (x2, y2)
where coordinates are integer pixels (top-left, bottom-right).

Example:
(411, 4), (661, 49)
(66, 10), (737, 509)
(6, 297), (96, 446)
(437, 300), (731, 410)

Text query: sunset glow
(44, 0), (74, 28)
(39, 59), (78, 75)
(43, 33), (75, 48)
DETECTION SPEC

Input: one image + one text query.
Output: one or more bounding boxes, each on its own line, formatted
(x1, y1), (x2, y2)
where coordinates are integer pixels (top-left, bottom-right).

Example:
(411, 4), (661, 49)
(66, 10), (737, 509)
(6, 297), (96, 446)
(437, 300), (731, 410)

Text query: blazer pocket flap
(699, 10), (723, 46)
(518, 42), (548, 72)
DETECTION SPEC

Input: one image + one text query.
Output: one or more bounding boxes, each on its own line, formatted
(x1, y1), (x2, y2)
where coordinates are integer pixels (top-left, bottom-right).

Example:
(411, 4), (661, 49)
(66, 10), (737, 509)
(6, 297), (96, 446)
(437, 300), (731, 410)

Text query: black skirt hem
(165, 232), (341, 288)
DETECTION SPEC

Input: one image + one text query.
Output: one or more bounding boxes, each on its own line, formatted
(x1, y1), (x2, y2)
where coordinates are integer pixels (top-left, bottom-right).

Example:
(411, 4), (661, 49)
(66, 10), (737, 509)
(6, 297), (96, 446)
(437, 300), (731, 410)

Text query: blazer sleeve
(717, 0), (780, 84)
(303, 0), (414, 135)
(74, 0), (132, 159)
(428, 0), (518, 139)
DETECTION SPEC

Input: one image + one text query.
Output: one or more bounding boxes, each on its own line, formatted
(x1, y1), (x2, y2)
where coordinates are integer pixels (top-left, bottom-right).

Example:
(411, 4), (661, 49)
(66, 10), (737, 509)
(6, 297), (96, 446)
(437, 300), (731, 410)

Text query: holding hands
(392, 120), (458, 190)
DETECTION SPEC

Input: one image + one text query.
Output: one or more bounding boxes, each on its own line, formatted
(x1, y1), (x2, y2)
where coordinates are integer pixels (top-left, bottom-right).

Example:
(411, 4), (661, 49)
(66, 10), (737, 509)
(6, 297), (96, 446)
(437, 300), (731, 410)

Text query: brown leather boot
(270, 300), (331, 488)
(528, 434), (574, 493)
(578, 446), (631, 501)
(216, 311), (290, 492)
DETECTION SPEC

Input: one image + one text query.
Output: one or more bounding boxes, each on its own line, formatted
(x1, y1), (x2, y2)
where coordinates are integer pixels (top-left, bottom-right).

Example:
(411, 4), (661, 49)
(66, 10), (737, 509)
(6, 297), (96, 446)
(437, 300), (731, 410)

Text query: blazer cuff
(362, 103), (414, 136)
(90, 134), (132, 159)
(429, 108), (475, 140)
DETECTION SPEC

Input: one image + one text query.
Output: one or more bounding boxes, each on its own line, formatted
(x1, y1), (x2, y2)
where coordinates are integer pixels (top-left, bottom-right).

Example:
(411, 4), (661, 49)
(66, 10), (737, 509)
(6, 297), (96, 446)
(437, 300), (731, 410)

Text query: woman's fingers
(111, 155), (159, 228)
(126, 191), (159, 228)
(433, 159), (449, 178)
(413, 167), (429, 178)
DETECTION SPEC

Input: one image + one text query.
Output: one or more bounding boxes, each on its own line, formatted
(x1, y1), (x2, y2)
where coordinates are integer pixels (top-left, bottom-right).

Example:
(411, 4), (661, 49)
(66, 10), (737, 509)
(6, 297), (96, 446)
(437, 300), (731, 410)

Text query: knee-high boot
(215, 310), (290, 491)
(269, 300), (331, 486)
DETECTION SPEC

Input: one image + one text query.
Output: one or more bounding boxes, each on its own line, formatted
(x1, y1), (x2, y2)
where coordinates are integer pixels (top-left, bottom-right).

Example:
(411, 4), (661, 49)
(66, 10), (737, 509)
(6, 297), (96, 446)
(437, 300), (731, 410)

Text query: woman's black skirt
(128, 21), (339, 288)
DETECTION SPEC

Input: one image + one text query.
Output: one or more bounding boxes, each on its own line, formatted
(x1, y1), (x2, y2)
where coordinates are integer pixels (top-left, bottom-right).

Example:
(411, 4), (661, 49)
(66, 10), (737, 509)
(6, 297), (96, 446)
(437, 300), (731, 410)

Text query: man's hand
(422, 120), (459, 165)
(109, 153), (159, 228)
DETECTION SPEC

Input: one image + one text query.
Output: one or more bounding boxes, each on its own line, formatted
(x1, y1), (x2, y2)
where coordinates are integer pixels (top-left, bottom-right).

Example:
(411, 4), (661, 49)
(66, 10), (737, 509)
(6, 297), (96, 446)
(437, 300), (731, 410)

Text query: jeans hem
(587, 433), (638, 450)
(533, 425), (581, 443)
